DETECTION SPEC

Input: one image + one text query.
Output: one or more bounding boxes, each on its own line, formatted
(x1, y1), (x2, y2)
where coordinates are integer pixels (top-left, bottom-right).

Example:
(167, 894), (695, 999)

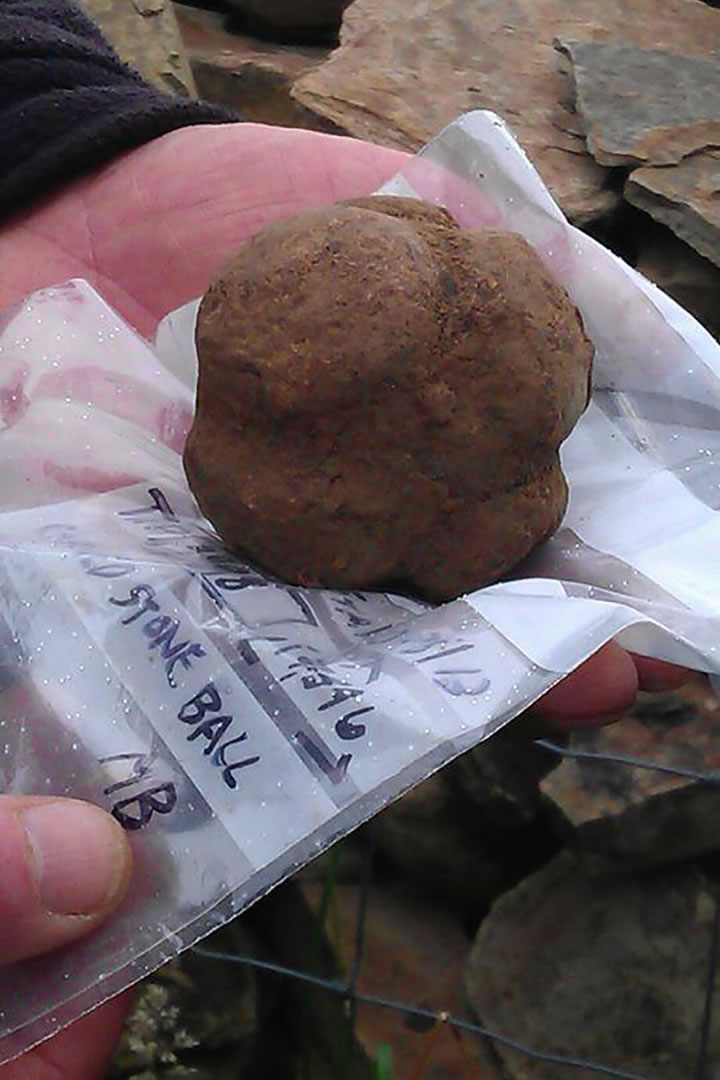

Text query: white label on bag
(0, 482), (537, 871)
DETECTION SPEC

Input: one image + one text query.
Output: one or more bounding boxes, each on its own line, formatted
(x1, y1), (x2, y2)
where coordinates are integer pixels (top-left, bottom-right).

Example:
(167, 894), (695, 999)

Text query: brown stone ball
(183, 196), (593, 601)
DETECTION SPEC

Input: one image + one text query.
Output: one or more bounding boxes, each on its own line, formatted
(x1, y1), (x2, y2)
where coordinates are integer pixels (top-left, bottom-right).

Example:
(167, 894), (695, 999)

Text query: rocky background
(76, 1), (720, 1077)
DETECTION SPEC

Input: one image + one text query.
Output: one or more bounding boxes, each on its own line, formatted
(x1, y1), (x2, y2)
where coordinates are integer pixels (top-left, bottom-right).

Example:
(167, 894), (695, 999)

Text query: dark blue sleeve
(0, 0), (237, 218)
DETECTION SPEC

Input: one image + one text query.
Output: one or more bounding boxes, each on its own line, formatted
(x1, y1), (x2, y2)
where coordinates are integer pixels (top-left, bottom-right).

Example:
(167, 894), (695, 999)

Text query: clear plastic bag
(1, 112), (719, 1063)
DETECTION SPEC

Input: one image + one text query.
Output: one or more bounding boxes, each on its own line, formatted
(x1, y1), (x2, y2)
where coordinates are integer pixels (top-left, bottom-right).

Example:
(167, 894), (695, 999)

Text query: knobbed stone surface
(78, 0), (197, 97)
(557, 40), (720, 166)
(627, 152), (720, 270)
(466, 852), (720, 1080)
(540, 679), (720, 872)
(186, 197), (592, 601)
(292, 0), (720, 224)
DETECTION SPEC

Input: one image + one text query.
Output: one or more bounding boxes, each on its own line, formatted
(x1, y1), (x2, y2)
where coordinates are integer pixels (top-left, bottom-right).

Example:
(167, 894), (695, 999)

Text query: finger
(630, 654), (693, 693)
(1, 990), (133, 1080)
(0, 796), (132, 964)
(531, 640), (638, 730)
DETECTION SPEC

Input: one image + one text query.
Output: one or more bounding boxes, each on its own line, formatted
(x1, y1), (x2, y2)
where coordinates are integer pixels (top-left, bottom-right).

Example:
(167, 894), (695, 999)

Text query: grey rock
(367, 772), (507, 914)
(556, 34), (720, 265)
(541, 679), (720, 872)
(454, 737), (559, 830)
(627, 152), (720, 270)
(77, 0), (197, 97)
(292, 0), (720, 224)
(466, 851), (720, 1080)
(368, 741), (560, 916)
(557, 40), (720, 167)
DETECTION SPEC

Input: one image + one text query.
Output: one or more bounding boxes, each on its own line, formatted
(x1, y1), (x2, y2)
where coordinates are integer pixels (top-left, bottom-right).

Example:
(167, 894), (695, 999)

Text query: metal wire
(536, 738), (720, 785)
(192, 733), (720, 1079)
(192, 947), (658, 1079)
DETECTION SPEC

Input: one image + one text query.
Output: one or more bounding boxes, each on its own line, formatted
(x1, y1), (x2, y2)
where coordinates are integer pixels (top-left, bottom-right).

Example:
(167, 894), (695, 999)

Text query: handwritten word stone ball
(183, 197), (593, 602)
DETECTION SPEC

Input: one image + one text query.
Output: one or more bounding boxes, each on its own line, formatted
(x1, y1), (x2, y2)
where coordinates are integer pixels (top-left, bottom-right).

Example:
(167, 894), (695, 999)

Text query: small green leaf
(375, 1043), (393, 1080)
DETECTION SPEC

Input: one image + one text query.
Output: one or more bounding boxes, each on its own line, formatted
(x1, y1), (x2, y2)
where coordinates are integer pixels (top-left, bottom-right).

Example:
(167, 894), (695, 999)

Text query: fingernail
(20, 801), (130, 916)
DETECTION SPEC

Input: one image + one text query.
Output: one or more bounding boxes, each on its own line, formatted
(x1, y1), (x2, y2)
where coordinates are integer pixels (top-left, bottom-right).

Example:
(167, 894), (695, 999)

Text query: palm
(0, 123), (405, 335)
(0, 121), (687, 1080)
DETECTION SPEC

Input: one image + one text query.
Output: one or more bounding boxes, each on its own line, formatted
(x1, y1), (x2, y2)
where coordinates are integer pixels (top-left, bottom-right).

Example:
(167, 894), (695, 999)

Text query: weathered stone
(367, 742), (560, 916)
(466, 851), (720, 1080)
(556, 34), (720, 264)
(302, 880), (502, 1078)
(453, 737), (560, 830)
(541, 677), (720, 872)
(174, 4), (333, 127)
(557, 40), (720, 167)
(635, 216), (720, 341)
(77, 0), (197, 97)
(366, 773), (505, 915)
(292, 0), (720, 224)
(627, 152), (720, 270)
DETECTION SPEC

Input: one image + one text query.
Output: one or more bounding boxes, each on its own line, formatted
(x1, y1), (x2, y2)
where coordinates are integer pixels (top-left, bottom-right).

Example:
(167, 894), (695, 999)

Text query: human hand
(0, 796), (132, 1080)
(0, 120), (693, 1073)
(0, 121), (691, 730)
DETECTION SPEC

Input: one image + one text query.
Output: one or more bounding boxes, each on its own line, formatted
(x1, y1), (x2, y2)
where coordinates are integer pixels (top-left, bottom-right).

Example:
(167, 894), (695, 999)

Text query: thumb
(0, 796), (132, 964)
